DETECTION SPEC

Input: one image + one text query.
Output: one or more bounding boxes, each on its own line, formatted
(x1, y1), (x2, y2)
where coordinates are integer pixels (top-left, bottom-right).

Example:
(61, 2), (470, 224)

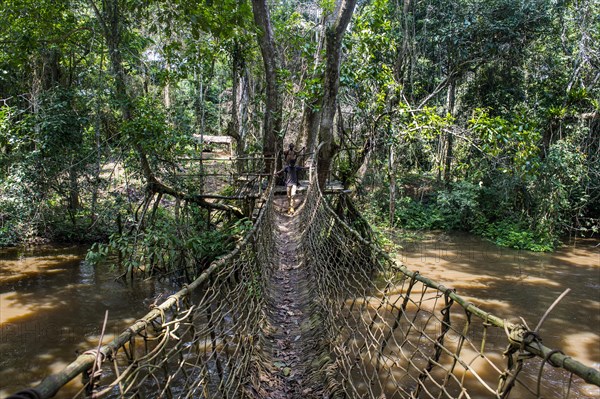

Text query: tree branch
(148, 179), (245, 218)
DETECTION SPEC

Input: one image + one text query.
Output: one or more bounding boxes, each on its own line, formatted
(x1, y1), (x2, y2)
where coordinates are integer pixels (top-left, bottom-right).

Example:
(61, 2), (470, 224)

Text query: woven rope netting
(8, 178), (278, 399)
(8, 155), (599, 399)
(299, 155), (599, 399)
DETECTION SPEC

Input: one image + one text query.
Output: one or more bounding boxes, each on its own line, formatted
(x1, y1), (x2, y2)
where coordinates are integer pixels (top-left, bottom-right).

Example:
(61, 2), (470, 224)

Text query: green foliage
(122, 96), (191, 159)
(436, 181), (482, 229)
(395, 198), (445, 230)
(372, 186), (557, 251)
(319, 0), (336, 15)
(390, 181), (481, 231)
(0, 168), (42, 245)
(343, 0), (400, 115)
(478, 219), (553, 252)
(1, 0), (597, 259)
(86, 209), (249, 282)
(468, 108), (541, 179)
(528, 131), (592, 239)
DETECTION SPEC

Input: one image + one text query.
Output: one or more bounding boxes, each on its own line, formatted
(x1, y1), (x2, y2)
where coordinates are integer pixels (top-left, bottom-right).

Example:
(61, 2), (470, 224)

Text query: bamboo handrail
(22, 173), (276, 399)
(313, 142), (600, 388)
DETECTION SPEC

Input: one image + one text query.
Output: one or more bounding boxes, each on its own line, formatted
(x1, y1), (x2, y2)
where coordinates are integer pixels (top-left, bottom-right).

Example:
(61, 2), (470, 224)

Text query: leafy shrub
(395, 198), (444, 230)
(436, 181), (482, 230)
(393, 181), (481, 231)
(0, 168), (43, 246)
(480, 219), (554, 252)
(528, 133), (590, 240)
(86, 208), (251, 283)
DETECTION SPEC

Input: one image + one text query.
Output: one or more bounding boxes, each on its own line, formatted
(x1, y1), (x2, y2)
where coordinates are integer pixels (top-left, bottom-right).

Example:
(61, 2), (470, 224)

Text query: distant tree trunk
(164, 60), (172, 111)
(443, 79), (456, 184)
(230, 47), (240, 140)
(238, 68), (250, 148)
(68, 157), (80, 225)
(229, 42), (250, 174)
(317, 0), (357, 188)
(194, 65), (212, 194)
(251, 0), (282, 173)
(388, 138), (396, 226)
(90, 112), (102, 223)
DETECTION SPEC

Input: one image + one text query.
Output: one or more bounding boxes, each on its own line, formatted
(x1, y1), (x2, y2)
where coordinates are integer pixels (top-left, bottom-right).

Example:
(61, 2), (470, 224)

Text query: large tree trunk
(251, 0), (282, 173)
(347, 136), (373, 195)
(300, 8), (326, 152)
(394, 0), (414, 99)
(302, 103), (321, 152)
(87, 0), (132, 121)
(317, 0), (357, 188)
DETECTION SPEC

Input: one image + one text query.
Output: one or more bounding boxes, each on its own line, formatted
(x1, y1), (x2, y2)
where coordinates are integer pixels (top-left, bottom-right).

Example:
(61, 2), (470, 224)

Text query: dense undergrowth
(85, 208), (252, 282)
(2, 0), (599, 258)
(359, 144), (599, 253)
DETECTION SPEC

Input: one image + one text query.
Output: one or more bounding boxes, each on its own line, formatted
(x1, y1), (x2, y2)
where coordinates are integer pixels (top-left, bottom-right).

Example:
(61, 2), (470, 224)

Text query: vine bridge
(8, 154), (600, 399)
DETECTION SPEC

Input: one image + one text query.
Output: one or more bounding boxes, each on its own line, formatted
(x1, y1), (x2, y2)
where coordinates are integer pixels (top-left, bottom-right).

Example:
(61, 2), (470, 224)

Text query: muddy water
(396, 232), (600, 398)
(0, 246), (173, 398)
(0, 236), (598, 398)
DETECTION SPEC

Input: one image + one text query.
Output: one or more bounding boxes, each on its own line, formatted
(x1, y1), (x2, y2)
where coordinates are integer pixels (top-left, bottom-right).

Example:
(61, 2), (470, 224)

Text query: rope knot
(506, 323), (527, 346)
(503, 323), (537, 361)
(82, 349), (105, 394)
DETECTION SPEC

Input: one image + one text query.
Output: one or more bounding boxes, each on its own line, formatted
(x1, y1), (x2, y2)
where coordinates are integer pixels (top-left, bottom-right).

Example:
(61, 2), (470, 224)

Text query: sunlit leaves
(468, 108), (541, 178)
(344, 0), (398, 97)
(319, 0), (335, 15)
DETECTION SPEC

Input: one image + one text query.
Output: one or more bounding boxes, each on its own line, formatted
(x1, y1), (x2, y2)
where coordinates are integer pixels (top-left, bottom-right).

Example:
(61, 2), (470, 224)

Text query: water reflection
(0, 245), (173, 398)
(396, 233), (600, 397)
(0, 237), (598, 398)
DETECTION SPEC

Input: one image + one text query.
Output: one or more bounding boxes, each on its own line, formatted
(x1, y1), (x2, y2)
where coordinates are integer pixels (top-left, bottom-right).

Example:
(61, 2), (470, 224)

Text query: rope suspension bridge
(7, 152), (600, 399)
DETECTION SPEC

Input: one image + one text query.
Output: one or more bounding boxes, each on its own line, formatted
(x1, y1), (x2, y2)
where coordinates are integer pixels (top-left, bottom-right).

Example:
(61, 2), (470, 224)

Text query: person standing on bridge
(275, 158), (307, 214)
(283, 143), (305, 165)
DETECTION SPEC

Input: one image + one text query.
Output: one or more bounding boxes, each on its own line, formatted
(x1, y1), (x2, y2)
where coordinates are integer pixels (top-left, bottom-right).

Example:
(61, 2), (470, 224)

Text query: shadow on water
(395, 232), (600, 397)
(1, 237), (597, 398)
(0, 245), (176, 398)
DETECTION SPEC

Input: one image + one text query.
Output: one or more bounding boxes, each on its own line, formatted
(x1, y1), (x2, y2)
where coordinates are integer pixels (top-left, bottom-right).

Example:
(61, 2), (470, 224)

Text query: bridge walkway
(5, 155), (600, 399)
(249, 195), (331, 398)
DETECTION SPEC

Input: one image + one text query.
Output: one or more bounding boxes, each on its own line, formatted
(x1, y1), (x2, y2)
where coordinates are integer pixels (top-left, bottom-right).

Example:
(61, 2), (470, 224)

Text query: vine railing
(6, 148), (600, 399)
(8, 174), (277, 399)
(299, 143), (599, 398)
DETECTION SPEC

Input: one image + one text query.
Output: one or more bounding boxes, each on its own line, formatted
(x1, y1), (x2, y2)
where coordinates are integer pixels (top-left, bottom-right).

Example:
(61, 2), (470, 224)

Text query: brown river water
(0, 246), (173, 398)
(0, 234), (598, 398)
(395, 232), (600, 398)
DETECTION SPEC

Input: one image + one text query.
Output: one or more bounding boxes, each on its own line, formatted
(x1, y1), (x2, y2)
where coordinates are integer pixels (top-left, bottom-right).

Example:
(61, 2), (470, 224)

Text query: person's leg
(290, 184), (297, 212)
